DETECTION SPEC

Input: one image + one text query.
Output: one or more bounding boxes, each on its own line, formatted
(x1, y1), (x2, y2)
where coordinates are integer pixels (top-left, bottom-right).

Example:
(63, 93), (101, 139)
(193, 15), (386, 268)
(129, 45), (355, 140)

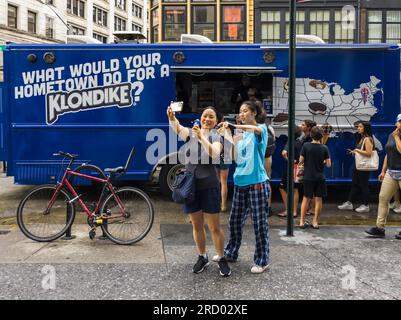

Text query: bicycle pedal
(89, 229), (96, 240)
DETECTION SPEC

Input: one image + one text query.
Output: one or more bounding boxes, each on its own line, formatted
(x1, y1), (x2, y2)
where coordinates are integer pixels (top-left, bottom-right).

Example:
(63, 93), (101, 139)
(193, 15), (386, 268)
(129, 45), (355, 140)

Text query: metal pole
(357, 0), (361, 43)
(61, 204), (76, 240)
(286, 0), (296, 236)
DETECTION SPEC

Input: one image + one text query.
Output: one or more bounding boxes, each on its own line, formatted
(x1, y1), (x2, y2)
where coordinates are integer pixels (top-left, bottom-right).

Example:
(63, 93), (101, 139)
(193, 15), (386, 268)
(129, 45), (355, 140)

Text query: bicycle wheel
(17, 185), (76, 242)
(100, 187), (154, 245)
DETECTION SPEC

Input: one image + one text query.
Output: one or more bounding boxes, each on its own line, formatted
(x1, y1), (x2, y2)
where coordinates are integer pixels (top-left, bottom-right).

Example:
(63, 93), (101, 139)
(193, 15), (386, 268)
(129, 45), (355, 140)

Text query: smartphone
(170, 101), (183, 112)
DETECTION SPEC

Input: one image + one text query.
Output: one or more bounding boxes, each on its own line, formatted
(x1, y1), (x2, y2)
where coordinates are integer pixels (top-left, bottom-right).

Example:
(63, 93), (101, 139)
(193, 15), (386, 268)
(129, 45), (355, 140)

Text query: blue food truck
(0, 43), (400, 196)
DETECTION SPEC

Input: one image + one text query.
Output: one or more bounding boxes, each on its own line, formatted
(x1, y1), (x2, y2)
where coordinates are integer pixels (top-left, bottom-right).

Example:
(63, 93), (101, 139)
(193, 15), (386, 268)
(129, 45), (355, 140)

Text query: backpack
(265, 125), (276, 157)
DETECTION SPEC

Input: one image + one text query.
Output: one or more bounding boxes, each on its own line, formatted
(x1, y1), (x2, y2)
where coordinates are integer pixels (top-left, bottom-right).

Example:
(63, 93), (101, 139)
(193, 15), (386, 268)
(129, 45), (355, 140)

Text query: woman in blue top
(218, 100), (270, 274)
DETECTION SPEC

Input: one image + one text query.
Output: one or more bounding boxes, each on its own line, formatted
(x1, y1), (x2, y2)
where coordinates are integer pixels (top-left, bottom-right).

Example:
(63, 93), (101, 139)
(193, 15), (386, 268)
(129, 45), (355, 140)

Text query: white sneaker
(338, 201), (353, 210)
(251, 264), (269, 274)
(393, 206), (401, 214)
(355, 205), (370, 213)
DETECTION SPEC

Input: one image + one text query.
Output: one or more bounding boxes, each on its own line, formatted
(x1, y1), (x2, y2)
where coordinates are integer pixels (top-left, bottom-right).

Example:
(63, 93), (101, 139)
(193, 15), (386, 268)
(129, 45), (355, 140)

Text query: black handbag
(172, 168), (196, 204)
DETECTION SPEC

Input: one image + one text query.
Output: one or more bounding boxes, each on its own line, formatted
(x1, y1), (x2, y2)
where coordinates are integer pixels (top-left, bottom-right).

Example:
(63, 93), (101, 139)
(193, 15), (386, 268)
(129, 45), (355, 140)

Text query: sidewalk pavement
(0, 224), (400, 299)
(1, 175), (401, 299)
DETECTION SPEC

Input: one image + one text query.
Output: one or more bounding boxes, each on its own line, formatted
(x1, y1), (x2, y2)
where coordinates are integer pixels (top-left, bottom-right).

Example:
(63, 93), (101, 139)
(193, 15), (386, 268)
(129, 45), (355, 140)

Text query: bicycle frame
(47, 166), (126, 220)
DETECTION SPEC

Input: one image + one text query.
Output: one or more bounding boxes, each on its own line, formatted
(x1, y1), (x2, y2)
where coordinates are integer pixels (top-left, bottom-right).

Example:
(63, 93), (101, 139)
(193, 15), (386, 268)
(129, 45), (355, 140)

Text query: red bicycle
(16, 148), (154, 245)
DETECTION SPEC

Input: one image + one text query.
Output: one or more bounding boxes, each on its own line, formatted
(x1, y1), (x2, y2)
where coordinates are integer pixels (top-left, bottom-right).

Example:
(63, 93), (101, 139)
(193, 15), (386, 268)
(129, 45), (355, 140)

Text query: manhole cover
(0, 230), (10, 235)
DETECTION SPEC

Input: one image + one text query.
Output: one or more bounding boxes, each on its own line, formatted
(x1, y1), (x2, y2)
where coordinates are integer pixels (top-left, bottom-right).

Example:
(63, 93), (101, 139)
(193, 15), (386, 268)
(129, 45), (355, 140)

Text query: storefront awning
(170, 66), (282, 73)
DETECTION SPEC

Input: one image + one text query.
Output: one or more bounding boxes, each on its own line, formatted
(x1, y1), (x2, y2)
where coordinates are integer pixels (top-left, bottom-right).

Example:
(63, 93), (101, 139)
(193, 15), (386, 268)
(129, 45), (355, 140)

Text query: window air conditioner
(180, 34), (213, 44)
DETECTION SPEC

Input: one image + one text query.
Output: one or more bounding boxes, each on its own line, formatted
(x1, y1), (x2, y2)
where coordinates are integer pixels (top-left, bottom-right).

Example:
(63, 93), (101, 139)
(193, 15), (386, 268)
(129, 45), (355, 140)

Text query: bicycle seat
(104, 166), (125, 174)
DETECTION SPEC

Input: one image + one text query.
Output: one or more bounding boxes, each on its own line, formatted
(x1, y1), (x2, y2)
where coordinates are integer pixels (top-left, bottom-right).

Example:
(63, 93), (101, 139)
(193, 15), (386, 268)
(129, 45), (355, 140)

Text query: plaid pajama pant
(224, 181), (270, 267)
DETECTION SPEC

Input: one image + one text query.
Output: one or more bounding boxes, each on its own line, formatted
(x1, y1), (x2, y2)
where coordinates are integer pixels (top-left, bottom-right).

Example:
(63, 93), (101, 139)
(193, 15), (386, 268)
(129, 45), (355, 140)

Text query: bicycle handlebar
(53, 151), (78, 159)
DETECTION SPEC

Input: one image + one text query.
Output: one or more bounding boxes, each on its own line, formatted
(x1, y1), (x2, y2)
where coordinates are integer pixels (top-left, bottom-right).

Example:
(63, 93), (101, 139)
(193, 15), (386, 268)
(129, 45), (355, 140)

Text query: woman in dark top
(366, 114), (401, 239)
(338, 121), (374, 213)
(167, 106), (231, 276)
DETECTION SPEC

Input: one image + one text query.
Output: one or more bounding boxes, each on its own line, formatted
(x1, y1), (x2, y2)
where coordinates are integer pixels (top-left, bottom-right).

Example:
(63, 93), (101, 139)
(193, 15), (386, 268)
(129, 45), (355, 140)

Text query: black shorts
(302, 180), (327, 199)
(279, 172), (301, 190)
(183, 187), (221, 214)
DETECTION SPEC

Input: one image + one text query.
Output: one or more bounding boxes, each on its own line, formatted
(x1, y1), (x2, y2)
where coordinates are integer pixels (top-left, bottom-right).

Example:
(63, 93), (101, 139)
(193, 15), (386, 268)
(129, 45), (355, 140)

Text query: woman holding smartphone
(338, 121), (374, 213)
(167, 105), (232, 277)
(218, 101), (270, 274)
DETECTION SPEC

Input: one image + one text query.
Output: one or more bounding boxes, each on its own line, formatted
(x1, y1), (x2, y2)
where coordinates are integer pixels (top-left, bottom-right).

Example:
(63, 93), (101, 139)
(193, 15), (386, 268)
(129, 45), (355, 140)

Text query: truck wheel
(159, 164), (184, 197)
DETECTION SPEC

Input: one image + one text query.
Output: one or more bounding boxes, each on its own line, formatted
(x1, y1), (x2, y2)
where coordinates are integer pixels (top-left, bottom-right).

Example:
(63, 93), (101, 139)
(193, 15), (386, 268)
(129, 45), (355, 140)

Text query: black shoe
(395, 232), (401, 240)
(192, 255), (210, 274)
(365, 227), (385, 238)
(218, 257), (232, 277)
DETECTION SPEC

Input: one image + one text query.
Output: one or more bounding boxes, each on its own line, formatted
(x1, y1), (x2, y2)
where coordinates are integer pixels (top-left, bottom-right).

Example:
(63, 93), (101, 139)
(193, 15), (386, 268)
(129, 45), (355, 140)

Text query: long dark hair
(241, 100), (266, 124)
(303, 119), (317, 138)
(357, 121), (374, 148)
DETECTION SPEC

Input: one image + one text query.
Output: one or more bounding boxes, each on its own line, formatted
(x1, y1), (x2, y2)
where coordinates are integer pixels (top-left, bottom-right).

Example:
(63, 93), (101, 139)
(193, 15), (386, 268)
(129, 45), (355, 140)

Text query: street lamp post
(286, 0), (297, 236)
(286, 0), (312, 236)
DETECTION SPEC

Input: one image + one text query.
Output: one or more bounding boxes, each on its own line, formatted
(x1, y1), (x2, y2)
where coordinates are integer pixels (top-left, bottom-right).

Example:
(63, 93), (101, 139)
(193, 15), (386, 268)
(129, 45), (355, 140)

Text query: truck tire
(159, 164), (184, 198)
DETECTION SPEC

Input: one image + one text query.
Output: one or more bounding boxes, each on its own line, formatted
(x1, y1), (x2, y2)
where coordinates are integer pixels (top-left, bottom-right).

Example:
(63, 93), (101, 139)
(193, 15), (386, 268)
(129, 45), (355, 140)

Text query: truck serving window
(176, 73), (273, 115)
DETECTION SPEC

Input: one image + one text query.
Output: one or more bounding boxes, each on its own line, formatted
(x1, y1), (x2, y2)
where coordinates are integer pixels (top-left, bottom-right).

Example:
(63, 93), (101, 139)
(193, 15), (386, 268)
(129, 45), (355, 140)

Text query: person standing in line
(278, 125), (303, 218)
(167, 106), (231, 276)
(218, 100), (270, 274)
(231, 75), (252, 113)
(299, 126), (331, 229)
(366, 114), (401, 239)
(338, 121), (375, 213)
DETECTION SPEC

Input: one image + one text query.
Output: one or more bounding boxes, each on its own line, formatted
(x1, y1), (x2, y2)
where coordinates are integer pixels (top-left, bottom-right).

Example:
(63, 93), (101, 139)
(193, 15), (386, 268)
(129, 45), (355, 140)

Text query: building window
(7, 5), (18, 29)
(114, 16), (127, 31)
(68, 24), (85, 35)
(115, 0), (126, 10)
(93, 32), (108, 43)
(133, 4), (143, 19)
(310, 10), (330, 43)
(46, 17), (54, 38)
(151, 8), (159, 42)
(132, 23), (142, 32)
(93, 6), (108, 27)
(285, 11), (305, 42)
(386, 11), (401, 43)
(151, 0), (158, 7)
(163, 6), (186, 41)
(192, 0), (214, 2)
(221, 5), (245, 41)
(45, 0), (54, 5)
(334, 10), (354, 43)
(192, 5), (215, 41)
(67, 0), (85, 18)
(163, 0), (185, 2)
(367, 10), (382, 43)
(27, 11), (37, 33)
(261, 11), (280, 43)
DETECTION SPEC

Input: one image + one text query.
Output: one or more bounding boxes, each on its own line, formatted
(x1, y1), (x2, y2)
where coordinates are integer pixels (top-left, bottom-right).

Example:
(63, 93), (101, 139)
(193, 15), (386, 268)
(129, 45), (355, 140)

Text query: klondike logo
(45, 83), (133, 125)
